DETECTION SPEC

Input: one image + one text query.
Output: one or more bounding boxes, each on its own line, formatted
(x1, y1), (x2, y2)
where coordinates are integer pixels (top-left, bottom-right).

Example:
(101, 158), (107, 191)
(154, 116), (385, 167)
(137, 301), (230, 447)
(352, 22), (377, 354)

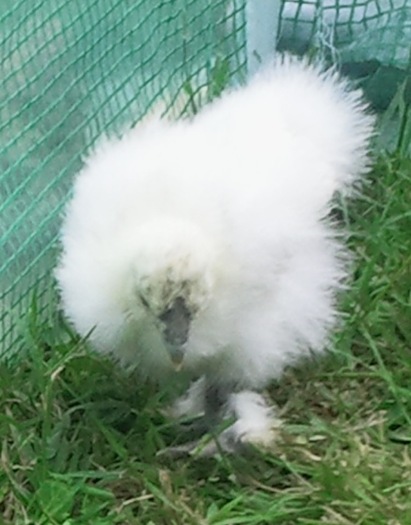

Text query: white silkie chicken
(56, 56), (374, 456)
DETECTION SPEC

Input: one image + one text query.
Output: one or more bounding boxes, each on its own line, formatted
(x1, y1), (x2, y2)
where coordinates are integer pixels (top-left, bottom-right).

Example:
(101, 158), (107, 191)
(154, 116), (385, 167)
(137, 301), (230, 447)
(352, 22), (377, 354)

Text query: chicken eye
(139, 294), (150, 309)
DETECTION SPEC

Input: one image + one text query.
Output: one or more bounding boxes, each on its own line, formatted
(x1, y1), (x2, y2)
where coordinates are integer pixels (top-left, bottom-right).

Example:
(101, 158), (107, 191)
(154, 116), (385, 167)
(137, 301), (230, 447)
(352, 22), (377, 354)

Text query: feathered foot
(159, 378), (280, 458)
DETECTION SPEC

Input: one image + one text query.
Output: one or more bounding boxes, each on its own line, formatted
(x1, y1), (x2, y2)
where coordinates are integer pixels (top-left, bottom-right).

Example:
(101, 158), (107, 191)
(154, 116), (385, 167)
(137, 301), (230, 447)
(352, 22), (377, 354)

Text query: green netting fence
(1, 0), (410, 360)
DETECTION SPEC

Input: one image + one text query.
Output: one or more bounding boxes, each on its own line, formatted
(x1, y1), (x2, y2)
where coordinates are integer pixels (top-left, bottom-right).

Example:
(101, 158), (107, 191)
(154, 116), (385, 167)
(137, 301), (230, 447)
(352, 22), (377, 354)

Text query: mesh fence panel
(281, 0), (411, 68)
(0, 0), (410, 359)
(0, 0), (247, 358)
(279, 0), (411, 109)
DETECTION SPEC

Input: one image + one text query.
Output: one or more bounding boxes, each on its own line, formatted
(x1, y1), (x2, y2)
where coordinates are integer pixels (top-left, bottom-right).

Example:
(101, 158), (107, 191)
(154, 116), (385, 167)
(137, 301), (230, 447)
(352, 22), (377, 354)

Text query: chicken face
(129, 218), (218, 367)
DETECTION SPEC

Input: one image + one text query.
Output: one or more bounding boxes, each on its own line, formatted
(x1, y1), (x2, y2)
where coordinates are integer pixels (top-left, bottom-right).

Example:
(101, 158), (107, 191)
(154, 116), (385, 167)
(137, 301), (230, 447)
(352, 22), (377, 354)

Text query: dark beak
(159, 297), (191, 368)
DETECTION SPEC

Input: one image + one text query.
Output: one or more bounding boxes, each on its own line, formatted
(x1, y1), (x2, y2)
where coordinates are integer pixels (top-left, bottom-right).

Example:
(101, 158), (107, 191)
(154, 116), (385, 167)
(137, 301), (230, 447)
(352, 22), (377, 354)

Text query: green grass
(1, 150), (411, 524)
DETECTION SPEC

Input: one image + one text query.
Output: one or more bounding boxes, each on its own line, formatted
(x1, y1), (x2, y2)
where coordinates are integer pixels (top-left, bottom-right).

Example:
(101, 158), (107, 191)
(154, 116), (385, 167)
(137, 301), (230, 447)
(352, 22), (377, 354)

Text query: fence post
(246, 0), (281, 75)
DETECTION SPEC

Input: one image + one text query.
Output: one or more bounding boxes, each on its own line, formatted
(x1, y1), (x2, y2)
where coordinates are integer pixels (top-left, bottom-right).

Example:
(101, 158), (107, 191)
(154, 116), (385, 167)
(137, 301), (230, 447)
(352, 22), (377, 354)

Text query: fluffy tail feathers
(262, 55), (375, 194)
(200, 54), (375, 204)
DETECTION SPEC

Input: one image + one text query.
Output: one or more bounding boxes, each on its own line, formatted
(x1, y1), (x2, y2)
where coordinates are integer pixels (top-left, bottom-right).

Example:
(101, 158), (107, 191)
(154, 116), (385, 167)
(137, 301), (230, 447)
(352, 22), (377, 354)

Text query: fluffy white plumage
(56, 56), (374, 454)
